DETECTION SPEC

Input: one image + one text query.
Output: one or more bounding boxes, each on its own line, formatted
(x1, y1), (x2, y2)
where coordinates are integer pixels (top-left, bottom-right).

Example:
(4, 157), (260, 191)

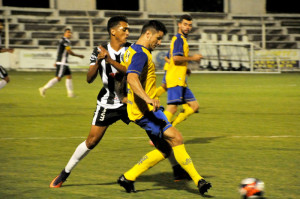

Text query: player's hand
(147, 98), (160, 112)
(186, 68), (191, 76)
(97, 45), (107, 60)
(192, 54), (203, 62)
(8, 48), (14, 53)
(78, 55), (84, 59)
(99, 45), (113, 62)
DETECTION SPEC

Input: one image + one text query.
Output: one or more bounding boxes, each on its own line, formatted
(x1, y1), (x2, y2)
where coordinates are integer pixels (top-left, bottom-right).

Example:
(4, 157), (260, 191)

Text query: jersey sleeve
(89, 47), (99, 65)
(127, 52), (148, 75)
(172, 36), (184, 56)
(166, 51), (170, 59)
(64, 39), (71, 49)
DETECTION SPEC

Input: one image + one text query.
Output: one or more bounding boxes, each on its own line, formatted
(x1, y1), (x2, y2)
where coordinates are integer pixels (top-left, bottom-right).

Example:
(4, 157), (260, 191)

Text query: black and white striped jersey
(56, 37), (71, 65)
(90, 42), (131, 109)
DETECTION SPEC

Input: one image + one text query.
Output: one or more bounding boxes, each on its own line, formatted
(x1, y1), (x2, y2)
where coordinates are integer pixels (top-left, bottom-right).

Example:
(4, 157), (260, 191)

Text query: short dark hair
(141, 20), (167, 35)
(179, 14), (193, 23)
(64, 28), (71, 32)
(107, 16), (128, 34)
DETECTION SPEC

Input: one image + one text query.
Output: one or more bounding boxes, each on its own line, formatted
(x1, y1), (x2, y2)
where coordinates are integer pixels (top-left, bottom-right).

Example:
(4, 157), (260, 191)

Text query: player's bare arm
(127, 73), (160, 111)
(164, 56), (170, 64)
(86, 52), (105, 83)
(99, 46), (127, 74)
(0, 48), (14, 53)
(67, 49), (84, 58)
(173, 54), (203, 65)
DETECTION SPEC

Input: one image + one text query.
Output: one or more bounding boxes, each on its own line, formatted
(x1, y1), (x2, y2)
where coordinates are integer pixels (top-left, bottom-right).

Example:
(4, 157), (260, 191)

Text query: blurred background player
(0, 20), (13, 90)
(164, 15), (202, 127)
(155, 51), (170, 97)
(117, 20), (211, 196)
(49, 16), (131, 188)
(39, 28), (84, 98)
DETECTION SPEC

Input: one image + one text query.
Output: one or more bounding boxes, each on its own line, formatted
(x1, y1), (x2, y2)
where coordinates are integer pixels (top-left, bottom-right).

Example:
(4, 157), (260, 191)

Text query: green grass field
(0, 71), (299, 199)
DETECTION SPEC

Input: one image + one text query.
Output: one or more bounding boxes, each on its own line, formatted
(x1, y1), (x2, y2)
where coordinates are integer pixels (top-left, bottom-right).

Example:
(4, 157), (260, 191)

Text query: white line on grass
(0, 135), (299, 140)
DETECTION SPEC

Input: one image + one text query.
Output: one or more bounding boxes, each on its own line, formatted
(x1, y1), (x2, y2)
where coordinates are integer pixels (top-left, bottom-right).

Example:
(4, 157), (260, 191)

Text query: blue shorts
(167, 86), (196, 105)
(161, 70), (167, 84)
(135, 108), (172, 138)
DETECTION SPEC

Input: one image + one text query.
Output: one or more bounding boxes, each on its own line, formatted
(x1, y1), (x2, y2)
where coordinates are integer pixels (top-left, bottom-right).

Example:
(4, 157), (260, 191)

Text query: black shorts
(92, 104), (130, 126)
(0, 65), (8, 79)
(56, 64), (71, 78)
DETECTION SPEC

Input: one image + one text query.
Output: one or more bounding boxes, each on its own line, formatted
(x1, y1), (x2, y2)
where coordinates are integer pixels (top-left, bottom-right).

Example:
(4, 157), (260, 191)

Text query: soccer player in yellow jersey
(117, 20), (211, 196)
(164, 15), (203, 126)
(155, 51), (170, 97)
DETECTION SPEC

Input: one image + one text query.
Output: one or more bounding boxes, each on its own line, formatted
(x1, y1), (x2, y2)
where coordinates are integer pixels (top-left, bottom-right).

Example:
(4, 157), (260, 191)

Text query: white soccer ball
(239, 178), (264, 199)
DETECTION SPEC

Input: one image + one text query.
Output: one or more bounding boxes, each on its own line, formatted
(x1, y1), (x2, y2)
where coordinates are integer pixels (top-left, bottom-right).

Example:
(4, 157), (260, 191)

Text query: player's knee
(85, 138), (99, 149)
(56, 77), (62, 81)
(190, 102), (199, 113)
(168, 129), (184, 146)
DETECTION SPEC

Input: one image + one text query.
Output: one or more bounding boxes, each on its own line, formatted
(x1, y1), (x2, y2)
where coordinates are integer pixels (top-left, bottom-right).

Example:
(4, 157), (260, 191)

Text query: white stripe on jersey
(92, 42), (130, 109)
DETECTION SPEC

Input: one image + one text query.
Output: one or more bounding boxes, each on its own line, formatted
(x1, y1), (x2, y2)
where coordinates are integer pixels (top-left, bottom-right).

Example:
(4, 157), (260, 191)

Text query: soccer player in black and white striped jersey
(39, 28), (84, 97)
(0, 20), (13, 90)
(50, 16), (131, 188)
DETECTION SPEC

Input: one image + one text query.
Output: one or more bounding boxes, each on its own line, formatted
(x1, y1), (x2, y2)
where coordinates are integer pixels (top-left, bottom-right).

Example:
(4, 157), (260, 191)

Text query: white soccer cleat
(39, 87), (46, 97)
(68, 92), (76, 98)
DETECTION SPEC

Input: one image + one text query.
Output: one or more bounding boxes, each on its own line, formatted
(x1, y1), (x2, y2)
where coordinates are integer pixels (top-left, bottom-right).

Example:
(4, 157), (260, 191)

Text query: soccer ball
(239, 178), (264, 199)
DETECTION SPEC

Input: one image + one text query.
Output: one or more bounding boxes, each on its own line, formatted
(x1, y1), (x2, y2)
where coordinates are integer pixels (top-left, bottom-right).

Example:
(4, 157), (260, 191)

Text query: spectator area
(1, 7), (300, 50)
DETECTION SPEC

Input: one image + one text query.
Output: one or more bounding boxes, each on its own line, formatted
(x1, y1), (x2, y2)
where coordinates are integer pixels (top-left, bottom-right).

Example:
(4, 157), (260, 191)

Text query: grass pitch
(0, 71), (299, 199)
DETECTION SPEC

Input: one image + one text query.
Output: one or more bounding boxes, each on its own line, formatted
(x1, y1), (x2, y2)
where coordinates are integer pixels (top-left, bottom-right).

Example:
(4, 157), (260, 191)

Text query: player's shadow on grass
(184, 136), (225, 145)
(63, 172), (214, 197)
(137, 172), (214, 197)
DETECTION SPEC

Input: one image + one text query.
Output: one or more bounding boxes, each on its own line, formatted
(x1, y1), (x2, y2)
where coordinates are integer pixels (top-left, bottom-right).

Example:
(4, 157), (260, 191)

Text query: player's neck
(136, 38), (149, 49)
(110, 39), (123, 52)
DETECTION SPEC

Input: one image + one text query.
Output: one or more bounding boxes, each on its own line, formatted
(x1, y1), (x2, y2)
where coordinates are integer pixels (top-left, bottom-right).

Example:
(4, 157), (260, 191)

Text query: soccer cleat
(49, 169), (70, 188)
(67, 92), (76, 98)
(198, 179), (212, 196)
(172, 164), (191, 182)
(117, 175), (136, 193)
(39, 87), (46, 97)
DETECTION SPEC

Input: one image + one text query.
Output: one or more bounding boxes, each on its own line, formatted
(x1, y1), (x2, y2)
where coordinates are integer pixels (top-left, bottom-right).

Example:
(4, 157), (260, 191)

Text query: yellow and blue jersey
(166, 33), (189, 88)
(163, 51), (170, 71)
(121, 44), (158, 121)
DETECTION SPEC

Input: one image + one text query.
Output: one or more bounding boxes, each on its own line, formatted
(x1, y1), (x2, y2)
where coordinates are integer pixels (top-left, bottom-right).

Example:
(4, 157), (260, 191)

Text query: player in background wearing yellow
(39, 28), (84, 98)
(155, 51), (170, 97)
(117, 20), (211, 196)
(164, 15), (202, 127)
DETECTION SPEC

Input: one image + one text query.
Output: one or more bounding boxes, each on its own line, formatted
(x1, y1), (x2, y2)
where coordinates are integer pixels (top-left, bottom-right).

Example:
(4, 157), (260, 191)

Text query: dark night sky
(2, 0), (300, 13)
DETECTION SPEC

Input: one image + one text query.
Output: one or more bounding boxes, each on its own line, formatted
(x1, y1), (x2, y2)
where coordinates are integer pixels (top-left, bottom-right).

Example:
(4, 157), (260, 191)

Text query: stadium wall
(1, 0), (266, 14)
(2, 48), (299, 72)
(226, 0), (266, 14)
(55, 0), (96, 10)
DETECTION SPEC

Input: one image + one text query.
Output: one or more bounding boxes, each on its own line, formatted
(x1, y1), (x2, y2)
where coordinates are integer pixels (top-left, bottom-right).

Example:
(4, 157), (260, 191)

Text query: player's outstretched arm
(67, 49), (84, 58)
(0, 48), (14, 53)
(173, 54), (202, 65)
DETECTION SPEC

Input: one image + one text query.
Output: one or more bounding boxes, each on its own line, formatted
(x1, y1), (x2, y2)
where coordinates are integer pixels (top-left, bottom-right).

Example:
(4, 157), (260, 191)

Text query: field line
(0, 135), (299, 140)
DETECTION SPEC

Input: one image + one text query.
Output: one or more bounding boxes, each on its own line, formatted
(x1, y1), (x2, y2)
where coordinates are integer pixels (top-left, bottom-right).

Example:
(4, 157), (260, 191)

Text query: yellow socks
(124, 149), (165, 181)
(164, 110), (174, 123)
(172, 144), (203, 185)
(155, 86), (167, 97)
(172, 104), (194, 127)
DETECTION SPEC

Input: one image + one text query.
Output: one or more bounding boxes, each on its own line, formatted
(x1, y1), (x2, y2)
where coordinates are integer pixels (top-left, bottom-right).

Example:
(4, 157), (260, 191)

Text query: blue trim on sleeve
(127, 52), (148, 75)
(172, 34), (184, 57)
(166, 51), (170, 58)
